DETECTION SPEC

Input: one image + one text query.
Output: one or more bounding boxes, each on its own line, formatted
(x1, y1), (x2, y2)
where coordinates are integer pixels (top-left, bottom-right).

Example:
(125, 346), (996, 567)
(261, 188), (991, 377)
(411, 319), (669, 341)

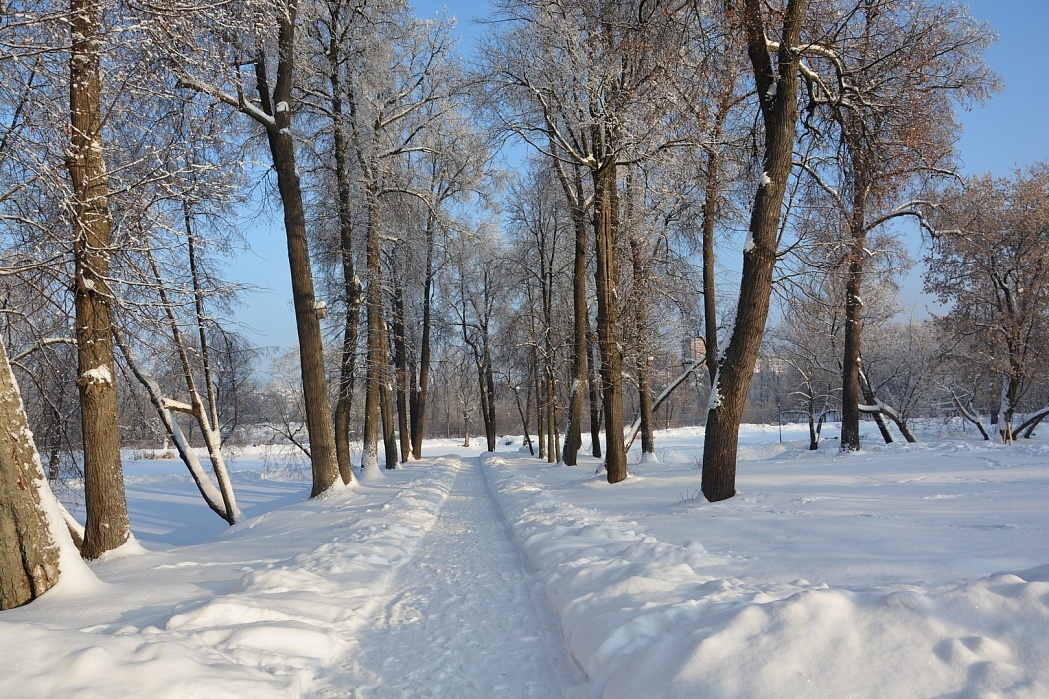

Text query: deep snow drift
(1, 424), (1047, 698)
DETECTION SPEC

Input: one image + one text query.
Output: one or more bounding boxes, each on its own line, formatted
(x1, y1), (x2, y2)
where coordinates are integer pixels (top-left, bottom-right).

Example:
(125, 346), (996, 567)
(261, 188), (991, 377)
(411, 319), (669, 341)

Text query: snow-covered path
(340, 459), (578, 698)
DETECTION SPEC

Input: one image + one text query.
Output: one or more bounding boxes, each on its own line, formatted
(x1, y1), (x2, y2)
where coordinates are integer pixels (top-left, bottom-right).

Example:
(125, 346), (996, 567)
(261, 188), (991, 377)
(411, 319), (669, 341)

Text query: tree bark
(592, 159), (627, 483)
(329, 23), (361, 485)
(250, 3), (341, 497)
(840, 151), (868, 451)
(701, 0), (806, 502)
(68, 0), (129, 558)
(587, 325), (603, 458)
(701, 132), (723, 386)
(392, 279), (410, 463)
(409, 213), (437, 460)
(361, 180), (383, 476)
(630, 235), (655, 455)
(380, 363), (398, 469)
(485, 351), (497, 453)
(0, 336), (62, 609)
(560, 165), (588, 466)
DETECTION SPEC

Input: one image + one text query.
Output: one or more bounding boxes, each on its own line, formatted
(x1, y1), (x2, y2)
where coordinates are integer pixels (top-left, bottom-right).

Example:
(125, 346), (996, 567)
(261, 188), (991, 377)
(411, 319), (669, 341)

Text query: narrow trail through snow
(339, 458), (577, 698)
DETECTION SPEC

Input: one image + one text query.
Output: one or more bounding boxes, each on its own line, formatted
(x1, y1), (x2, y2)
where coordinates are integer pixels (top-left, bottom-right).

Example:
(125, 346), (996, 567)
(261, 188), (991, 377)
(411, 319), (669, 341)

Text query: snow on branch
(176, 75), (275, 129)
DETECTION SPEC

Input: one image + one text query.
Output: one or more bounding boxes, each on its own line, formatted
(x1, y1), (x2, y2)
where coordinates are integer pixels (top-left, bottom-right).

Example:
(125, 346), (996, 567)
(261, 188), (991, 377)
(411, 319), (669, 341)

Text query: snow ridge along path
(342, 457), (580, 698)
(0, 455), (581, 699)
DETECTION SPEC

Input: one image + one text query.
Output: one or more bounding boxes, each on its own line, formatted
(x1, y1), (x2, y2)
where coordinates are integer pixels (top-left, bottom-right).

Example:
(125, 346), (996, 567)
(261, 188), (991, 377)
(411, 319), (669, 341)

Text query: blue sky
(952, 0), (1048, 175)
(231, 1), (1047, 355)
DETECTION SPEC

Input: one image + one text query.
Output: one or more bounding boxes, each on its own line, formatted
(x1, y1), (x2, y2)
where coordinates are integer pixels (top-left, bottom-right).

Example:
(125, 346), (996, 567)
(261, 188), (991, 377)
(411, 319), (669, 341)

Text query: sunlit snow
(2, 424), (1048, 698)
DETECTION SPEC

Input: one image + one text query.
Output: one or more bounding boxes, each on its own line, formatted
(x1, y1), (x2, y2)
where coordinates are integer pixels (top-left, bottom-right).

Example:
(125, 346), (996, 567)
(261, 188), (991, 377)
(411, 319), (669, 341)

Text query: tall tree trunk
(334, 268), (361, 483)
(392, 280), (410, 463)
(701, 0), (806, 502)
(329, 24), (360, 485)
(840, 141), (869, 451)
(361, 181), (383, 476)
(560, 165), (588, 466)
(592, 159), (626, 483)
(587, 325), (603, 458)
(409, 214), (436, 460)
(381, 368), (398, 469)
(258, 5), (340, 497)
(267, 130), (339, 496)
(630, 236), (655, 455)
(68, 0), (129, 559)
(486, 354), (498, 452)
(701, 132), (723, 386)
(0, 336), (62, 609)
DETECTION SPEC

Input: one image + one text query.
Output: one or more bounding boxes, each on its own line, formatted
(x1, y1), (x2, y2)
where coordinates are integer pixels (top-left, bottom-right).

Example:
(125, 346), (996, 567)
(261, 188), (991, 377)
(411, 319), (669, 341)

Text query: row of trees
(0, 0), (1019, 610)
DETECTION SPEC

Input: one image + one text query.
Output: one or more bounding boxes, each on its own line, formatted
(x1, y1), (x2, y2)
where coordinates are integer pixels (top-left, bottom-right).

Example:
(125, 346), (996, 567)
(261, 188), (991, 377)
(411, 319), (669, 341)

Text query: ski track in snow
(337, 459), (572, 698)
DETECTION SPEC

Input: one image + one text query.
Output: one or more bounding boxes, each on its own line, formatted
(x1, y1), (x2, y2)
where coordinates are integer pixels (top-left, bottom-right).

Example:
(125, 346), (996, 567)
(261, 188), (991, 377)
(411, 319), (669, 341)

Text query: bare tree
(149, 0), (342, 496)
(794, 0), (996, 452)
(67, 0), (131, 556)
(447, 222), (504, 452)
(481, 0), (689, 482)
(701, 0), (807, 502)
(926, 166), (1049, 441)
(328, 2), (459, 474)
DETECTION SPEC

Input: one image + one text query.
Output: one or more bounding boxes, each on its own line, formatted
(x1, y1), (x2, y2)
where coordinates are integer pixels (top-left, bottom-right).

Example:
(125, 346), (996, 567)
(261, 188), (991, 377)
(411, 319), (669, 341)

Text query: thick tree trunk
(68, 0), (129, 559)
(0, 337), (62, 609)
(334, 268), (361, 483)
(592, 160), (627, 483)
(560, 167), (588, 466)
(258, 4), (340, 497)
(474, 351), (497, 453)
(840, 229), (867, 451)
(361, 182), (383, 476)
(268, 127), (339, 496)
(701, 0), (806, 502)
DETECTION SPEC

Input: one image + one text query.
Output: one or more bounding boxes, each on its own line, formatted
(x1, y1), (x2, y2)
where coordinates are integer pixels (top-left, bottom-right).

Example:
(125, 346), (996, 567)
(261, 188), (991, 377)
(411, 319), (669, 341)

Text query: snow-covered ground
(2, 424), (1047, 697)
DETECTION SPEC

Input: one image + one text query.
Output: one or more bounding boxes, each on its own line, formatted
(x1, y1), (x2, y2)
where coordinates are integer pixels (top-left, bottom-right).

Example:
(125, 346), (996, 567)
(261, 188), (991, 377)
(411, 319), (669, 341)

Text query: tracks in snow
(335, 458), (575, 699)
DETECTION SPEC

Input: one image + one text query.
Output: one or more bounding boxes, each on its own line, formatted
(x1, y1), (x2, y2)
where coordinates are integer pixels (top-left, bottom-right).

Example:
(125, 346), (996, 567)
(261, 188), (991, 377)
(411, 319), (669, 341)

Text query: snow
(80, 365), (112, 386)
(2, 428), (1048, 697)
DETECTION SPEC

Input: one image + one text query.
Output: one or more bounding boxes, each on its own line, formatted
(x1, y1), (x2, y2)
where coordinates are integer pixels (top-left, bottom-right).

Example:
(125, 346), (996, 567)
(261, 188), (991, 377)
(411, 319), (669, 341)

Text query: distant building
(682, 337), (706, 363)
